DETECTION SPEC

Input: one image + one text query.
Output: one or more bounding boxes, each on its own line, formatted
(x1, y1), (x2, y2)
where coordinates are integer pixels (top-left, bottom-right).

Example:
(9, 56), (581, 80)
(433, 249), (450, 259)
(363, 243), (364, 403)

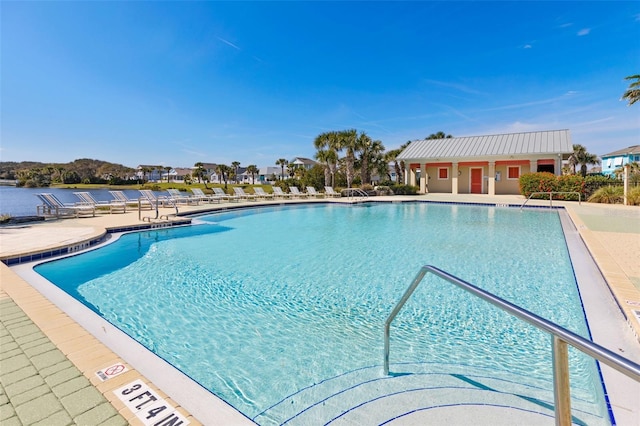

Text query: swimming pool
(34, 202), (610, 424)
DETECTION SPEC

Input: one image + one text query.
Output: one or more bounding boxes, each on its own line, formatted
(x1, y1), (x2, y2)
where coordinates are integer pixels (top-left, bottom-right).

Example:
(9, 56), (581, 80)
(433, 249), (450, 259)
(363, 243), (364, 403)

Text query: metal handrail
(384, 265), (640, 425)
(345, 187), (370, 199)
(520, 191), (582, 210)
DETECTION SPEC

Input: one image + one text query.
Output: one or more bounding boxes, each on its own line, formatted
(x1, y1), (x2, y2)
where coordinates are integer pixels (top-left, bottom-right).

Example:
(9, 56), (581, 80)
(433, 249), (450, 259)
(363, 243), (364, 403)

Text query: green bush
(519, 172), (559, 198)
(584, 175), (618, 198)
(556, 174), (585, 201)
(390, 184), (418, 195)
(519, 172), (587, 201)
(587, 186), (623, 204)
(628, 186), (640, 206)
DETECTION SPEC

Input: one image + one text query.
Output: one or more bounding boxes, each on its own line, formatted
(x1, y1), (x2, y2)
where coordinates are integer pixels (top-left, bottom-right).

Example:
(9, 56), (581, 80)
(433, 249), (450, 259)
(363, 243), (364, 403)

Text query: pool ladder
(384, 265), (640, 426)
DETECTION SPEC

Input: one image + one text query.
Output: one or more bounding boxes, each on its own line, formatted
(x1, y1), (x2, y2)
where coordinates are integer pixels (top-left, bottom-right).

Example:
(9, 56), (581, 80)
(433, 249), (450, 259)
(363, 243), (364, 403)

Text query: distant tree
(357, 132), (385, 185)
(314, 131), (340, 187)
(193, 162), (206, 183)
(231, 161), (241, 183)
(622, 74), (640, 106)
(246, 164), (258, 184)
(216, 164), (231, 189)
(426, 131), (453, 139)
(164, 166), (172, 183)
(568, 144), (600, 177)
(276, 158), (288, 181)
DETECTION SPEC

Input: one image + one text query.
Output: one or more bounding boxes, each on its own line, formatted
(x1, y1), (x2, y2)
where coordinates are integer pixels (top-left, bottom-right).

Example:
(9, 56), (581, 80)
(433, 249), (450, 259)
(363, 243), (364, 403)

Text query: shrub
(519, 172), (559, 198)
(587, 186), (623, 204)
(390, 184), (418, 195)
(556, 174), (585, 201)
(584, 175), (618, 198)
(627, 186), (640, 206)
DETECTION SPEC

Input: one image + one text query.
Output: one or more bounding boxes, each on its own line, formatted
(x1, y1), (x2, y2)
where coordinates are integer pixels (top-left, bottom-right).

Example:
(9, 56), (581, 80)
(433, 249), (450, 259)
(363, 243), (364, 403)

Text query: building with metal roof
(396, 129), (573, 195)
(601, 145), (640, 177)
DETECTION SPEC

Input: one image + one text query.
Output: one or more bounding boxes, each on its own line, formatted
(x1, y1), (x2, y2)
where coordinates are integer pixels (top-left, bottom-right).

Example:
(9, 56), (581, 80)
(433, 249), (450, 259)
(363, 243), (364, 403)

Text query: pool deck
(1, 194), (639, 425)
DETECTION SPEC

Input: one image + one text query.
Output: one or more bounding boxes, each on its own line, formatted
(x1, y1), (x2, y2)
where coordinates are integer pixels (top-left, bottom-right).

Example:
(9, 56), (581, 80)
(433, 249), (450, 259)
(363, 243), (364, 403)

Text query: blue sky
(2, 1), (639, 169)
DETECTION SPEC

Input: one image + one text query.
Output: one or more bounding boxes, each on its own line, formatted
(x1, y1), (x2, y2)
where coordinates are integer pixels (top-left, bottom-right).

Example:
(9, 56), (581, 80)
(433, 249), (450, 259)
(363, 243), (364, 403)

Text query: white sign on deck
(114, 379), (190, 426)
(95, 362), (128, 381)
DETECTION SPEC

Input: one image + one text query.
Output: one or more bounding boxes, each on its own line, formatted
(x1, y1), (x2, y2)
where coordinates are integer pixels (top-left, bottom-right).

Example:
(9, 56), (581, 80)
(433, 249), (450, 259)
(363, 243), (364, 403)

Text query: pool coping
(2, 196), (639, 425)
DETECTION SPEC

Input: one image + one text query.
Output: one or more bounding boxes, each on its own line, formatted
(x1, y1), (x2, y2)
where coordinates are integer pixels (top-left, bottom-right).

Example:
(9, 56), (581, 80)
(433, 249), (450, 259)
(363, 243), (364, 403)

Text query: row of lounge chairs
(35, 186), (343, 218)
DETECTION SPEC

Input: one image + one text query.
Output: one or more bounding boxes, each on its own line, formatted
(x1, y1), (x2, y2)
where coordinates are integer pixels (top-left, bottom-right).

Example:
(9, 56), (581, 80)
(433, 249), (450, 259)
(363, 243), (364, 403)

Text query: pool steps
(254, 363), (605, 425)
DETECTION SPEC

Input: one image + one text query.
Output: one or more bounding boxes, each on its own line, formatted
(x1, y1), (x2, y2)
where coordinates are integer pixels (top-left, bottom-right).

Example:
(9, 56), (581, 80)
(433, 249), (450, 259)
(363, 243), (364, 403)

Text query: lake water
(0, 186), (144, 217)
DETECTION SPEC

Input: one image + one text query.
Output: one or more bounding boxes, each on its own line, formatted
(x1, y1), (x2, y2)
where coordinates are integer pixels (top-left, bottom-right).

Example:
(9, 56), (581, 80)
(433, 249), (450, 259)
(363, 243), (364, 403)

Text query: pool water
(35, 202), (609, 424)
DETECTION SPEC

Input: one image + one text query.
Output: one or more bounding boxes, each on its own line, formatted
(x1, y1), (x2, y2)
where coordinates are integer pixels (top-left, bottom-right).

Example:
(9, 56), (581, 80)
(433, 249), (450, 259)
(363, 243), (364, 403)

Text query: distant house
(171, 168), (193, 182)
(241, 166), (285, 184)
(601, 145), (640, 177)
(136, 165), (164, 182)
(290, 157), (316, 171)
(396, 130), (573, 195)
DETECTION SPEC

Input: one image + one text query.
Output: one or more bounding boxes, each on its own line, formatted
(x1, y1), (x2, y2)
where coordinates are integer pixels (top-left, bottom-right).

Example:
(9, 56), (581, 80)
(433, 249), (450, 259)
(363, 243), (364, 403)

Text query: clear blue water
(34, 203), (609, 424)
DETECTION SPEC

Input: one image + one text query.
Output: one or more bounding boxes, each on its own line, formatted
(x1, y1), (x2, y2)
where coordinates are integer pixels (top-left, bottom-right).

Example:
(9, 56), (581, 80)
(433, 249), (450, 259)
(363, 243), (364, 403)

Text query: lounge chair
(139, 189), (176, 208)
(324, 186), (342, 198)
(234, 187), (258, 201)
(271, 186), (291, 199)
(110, 190), (152, 210)
(306, 187), (324, 198)
(190, 188), (221, 204)
(167, 188), (200, 205)
(289, 186), (307, 198)
(35, 193), (95, 218)
(74, 191), (126, 214)
(253, 187), (274, 200)
(213, 187), (240, 202)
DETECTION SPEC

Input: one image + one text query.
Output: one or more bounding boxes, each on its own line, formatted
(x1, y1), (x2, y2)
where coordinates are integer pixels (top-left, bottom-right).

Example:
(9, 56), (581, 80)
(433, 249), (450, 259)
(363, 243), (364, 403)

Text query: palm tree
(357, 133), (385, 185)
(164, 166), (172, 183)
(216, 164), (231, 189)
(426, 131), (453, 139)
(193, 162), (206, 184)
(314, 131), (340, 187)
(333, 129), (359, 188)
(246, 164), (258, 184)
(276, 158), (288, 181)
(622, 74), (640, 106)
(568, 144), (600, 177)
(231, 161), (241, 183)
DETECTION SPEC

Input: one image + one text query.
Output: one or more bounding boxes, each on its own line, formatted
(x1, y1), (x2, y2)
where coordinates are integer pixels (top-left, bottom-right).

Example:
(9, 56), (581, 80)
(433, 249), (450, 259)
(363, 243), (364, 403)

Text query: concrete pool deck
(1, 194), (639, 425)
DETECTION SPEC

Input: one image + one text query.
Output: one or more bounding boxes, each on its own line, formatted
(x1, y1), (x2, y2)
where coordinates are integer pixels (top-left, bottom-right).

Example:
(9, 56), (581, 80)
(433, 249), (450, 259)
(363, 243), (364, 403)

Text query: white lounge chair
(289, 186), (308, 198)
(271, 186), (291, 199)
(190, 188), (221, 204)
(324, 186), (342, 198)
(74, 191), (126, 213)
(306, 187), (324, 198)
(110, 190), (152, 210)
(139, 190), (175, 208)
(35, 193), (95, 218)
(234, 187), (258, 201)
(167, 188), (200, 205)
(213, 187), (240, 202)
(253, 187), (274, 200)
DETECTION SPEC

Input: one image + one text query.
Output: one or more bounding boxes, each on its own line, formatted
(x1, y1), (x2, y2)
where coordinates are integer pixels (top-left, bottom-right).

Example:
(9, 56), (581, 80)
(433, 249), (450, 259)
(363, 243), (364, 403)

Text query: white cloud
(577, 28), (591, 36)
(523, 44), (533, 49)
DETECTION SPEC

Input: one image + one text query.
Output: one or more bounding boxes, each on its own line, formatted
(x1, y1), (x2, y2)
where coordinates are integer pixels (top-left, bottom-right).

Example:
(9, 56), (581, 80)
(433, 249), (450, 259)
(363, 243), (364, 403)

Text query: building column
(408, 166), (416, 186)
(452, 162), (459, 195)
(488, 162), (496, 196)
(530, 160), (537, 174)
(420, 163), (427, 194)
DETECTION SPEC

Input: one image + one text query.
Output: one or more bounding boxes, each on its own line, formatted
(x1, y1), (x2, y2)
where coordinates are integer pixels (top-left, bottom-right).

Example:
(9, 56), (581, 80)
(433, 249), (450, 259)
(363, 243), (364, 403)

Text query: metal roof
(601, 145), (640, 158)
(397, 130), (573, 160)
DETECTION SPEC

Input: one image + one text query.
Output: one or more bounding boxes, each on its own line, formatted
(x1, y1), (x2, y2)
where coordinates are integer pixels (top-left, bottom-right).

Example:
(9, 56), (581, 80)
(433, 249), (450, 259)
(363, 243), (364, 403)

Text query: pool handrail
(384, 265), (640, 425)
(520, 191), (582, 210)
